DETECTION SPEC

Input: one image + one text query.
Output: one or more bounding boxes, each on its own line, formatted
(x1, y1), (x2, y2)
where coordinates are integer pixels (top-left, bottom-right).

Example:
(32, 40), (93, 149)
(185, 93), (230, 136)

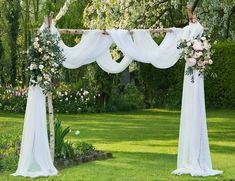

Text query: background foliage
(0, 0), (234, 111)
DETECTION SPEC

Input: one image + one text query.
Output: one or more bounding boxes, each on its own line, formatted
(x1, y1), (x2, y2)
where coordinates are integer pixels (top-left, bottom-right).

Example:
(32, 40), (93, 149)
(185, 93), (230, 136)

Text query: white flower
(33, 42), (39, 48)
(83, 90), (89, 96)
(35, 37), (39, 42)
(51, 68), (55, 73)
(38, 48), (43, 53)
(39, 65), (44, 70)
(44, 81), (50, 85)
(65, 91), (68, 96)
(201, 37), (206, 41)
(43, 54), (49, 60)
(208, 59), (213, 65)
(187, 42), (191, 46)
(37, 76), (42, 81)
(29, 64), (34, 70)
(193, 51), (203, 58)
(43, 74), (50, 80)
(65, 97), (68, 101)
(30, 79), (37, 84)
(202, 41), (210, 50)
(30, 63), (37, 70)
(75, 130), (80, 135)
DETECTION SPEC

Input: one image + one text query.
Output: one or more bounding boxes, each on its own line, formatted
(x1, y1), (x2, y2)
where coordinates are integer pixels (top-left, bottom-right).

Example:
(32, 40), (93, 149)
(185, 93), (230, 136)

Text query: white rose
(208, 59), (213, 65)
(33, 42), (39, 48)
(39, 65), (44, 70)
(37, 76), (42, 81)
(201, 37), (206, 41)
(187, 42), (191, 46)
(29, 64), (34, 70)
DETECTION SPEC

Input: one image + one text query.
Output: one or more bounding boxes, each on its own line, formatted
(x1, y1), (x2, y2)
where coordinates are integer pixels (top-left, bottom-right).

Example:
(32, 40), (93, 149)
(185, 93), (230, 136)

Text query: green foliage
(1, 109), (235, 180)
(0, 134), (21, 171)
(4, 0), (21, 86)
(108, 83), (145, 111)
(74, 142), (95, 157)
(54, 119), (95, 159)
(54, 119), (72, 158)
(205, 41), (235, 108)
(28, 29), (65, 94)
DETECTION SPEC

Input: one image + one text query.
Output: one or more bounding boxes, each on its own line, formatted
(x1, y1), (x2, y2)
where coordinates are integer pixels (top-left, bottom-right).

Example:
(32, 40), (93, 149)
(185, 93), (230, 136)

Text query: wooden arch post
(44, 15), (55, 162)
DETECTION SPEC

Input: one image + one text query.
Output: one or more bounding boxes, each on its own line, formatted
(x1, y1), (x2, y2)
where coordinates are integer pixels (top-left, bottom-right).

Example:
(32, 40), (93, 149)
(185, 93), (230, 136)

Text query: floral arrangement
(178, 35), (216, 82)
(28, 28), (65, 94)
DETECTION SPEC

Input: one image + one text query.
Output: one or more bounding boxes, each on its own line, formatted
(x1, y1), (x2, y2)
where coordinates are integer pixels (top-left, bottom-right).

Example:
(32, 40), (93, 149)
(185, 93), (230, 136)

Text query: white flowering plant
(178, 35), (216, 82)
(28, 29), (65, 94)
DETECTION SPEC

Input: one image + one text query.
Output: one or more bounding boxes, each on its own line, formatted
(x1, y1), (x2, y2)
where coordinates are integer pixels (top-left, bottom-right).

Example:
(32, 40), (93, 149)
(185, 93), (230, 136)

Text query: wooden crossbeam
(57, 27), (208, 35)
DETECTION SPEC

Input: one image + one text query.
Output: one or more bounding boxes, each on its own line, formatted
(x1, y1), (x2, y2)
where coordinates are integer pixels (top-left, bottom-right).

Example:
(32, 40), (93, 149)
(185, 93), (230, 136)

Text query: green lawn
(0, 109), (235, 181)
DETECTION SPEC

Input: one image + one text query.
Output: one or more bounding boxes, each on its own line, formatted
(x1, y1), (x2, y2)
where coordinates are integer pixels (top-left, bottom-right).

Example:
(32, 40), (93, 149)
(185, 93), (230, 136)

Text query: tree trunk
(47, 92), (55, 162)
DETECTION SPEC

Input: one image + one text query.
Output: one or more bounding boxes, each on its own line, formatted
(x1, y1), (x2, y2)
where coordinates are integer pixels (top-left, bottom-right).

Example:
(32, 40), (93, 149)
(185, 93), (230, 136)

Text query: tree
(5, 0), (21, 86)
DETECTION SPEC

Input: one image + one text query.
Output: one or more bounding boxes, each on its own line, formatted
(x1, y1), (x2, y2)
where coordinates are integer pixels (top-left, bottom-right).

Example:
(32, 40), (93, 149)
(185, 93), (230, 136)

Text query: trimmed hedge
(205, 41), (235, 108)
(139, 40), (235, 109)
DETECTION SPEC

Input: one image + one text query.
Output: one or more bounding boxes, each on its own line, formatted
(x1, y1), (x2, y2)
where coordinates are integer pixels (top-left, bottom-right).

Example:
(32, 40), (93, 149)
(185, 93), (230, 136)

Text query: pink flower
(187, 58), (197, 66)
(192, 41), (203, 51)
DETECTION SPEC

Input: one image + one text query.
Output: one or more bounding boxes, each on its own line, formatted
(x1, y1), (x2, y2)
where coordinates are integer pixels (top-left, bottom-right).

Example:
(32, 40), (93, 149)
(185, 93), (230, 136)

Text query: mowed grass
(0, 109), (235, 181)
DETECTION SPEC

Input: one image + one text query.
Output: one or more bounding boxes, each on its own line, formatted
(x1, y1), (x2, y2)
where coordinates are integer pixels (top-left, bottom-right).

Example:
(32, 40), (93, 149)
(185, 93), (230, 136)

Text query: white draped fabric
(12, 86), (57, 178)
(47, 22), (204, 71)
(13, 21), (222, 178)
(172, 67), (223, 176)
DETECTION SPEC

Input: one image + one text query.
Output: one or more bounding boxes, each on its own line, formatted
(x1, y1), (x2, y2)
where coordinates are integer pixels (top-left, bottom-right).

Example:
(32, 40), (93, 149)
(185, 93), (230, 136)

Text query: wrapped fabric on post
(12, 86), (57, 178)
(172, 67), (223, 176)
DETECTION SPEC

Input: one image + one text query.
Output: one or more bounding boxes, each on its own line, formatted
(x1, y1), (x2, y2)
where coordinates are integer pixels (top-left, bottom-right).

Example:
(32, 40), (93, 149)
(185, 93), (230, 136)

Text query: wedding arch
(12, 4), (223, 178)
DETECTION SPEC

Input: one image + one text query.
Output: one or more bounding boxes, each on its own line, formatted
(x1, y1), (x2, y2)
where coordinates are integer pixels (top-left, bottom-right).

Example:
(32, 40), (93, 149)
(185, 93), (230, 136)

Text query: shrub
(0, 134), (21, 171)
(108, 83), (145, 111)
(53, 84), (99, 114)
(0, 86), (27, 112)
(54, 119), (95, 159)
(205, 41), (235, 108)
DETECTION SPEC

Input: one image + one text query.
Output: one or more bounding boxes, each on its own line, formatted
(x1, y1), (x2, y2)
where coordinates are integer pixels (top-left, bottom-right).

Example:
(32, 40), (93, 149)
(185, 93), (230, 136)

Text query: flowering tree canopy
(83, 0), (235, 40)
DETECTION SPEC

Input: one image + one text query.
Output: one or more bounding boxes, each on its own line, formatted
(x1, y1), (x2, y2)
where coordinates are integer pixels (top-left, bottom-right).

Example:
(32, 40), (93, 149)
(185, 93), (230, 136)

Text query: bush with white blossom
(178, 35), (216, 82)
(28, 29), (65, 94)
